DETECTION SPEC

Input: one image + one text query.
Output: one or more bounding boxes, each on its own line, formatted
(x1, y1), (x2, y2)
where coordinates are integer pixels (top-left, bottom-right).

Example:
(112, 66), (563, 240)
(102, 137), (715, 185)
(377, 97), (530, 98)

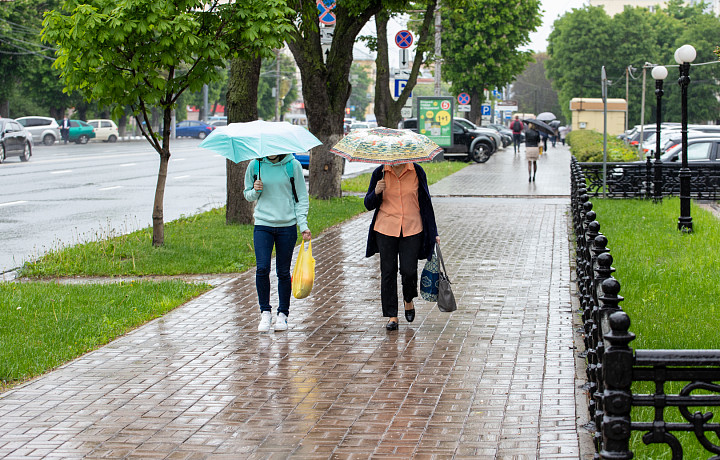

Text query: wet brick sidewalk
(0, 144), (592, 459)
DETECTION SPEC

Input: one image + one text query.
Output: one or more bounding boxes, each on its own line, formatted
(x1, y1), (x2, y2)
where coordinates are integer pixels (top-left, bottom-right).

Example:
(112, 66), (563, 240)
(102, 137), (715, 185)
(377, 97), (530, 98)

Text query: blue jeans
(254, 225), (297, 315)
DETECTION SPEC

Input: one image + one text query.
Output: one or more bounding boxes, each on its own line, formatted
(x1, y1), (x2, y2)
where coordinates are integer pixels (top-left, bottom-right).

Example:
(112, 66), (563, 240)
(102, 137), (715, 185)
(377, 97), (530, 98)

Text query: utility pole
(434, 1), (442, 96)
(639, 65), (647, 157)
(625, 66), (631, 133)
(275, 49), (281, 122)
(602, 66), (608, 198)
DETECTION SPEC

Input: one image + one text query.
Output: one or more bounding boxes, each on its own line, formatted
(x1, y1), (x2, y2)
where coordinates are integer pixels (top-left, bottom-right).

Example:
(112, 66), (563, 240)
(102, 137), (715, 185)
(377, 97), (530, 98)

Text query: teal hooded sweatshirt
(243, 155), (309, 232)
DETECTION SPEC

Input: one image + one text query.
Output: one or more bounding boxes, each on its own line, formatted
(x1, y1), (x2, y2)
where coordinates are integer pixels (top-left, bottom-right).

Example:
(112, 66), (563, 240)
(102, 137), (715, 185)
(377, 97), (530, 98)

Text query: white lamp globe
(651, 65), (668, 80)
(674, 48), (683, 64)
(678, 44), (697, 63)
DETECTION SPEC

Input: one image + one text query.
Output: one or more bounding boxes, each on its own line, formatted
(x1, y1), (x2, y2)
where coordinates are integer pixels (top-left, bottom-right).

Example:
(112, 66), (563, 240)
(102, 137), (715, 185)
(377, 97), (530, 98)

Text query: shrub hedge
(567, 129), (638, 162)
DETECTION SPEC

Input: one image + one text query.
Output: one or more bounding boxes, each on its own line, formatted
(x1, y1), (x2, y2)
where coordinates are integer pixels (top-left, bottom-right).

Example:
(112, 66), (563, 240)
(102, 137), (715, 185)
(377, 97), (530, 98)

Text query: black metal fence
(571, 157), (720, 459)
(578, 160), (720, 199)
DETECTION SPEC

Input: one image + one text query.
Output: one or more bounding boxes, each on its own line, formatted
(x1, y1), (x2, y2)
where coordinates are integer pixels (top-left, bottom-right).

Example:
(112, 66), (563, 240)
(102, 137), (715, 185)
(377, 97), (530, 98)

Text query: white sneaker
(274, 312), (288, 331)
(258, 311), (272, 332)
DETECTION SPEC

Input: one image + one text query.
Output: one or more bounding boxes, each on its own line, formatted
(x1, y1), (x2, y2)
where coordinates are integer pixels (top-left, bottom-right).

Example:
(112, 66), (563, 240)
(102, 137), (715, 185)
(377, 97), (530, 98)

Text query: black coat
(364, 164), (439, 261)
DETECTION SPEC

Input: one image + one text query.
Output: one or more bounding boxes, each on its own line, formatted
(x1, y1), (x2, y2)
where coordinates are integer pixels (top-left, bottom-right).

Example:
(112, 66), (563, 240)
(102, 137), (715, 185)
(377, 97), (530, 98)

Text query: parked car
(657, 137), (720, 164)
(15, 116), (60, 146)
(57, 119), (96, 144)
(293, 152), (310, 169)
(0, 118), (32, 163)
(399, 118), (496, 163)
(349, 122), (370, 131)
(485, 123), (514, 147)
(87, 119), (119, 142)
(209, 120), (227, 127)
(175, 120), (216, 139)
(453, 118), (502, 152)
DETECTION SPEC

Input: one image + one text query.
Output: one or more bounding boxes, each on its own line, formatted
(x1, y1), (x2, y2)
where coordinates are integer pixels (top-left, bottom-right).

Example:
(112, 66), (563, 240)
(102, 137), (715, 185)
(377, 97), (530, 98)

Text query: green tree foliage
(547, 3), (720, 126)
(441, 0), (542, 124)
(42, 0), (292, 246)
(257, 53), (299, 121)
(512, 53), (562, 121)
(0, 0), (80, 118)
(347, 62), (373, 121)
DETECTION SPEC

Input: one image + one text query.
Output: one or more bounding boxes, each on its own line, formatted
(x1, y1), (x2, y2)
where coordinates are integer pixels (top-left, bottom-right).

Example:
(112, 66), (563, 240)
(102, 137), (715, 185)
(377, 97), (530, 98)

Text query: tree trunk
(470, 89), (483, 125)
(152, 106), (173, 246)
(374, 0), (436, 130)
(287, 0), (383, 199)
(225, 55), (261, 224)
(0, 100), (8, 118)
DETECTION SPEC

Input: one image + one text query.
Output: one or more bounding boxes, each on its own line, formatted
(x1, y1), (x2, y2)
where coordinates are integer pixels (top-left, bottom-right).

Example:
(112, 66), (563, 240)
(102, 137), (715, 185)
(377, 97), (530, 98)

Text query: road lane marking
(0, 201), (28, 207)
(50, 170), (72, 174)
(99, 186), (122, 191)
(174, 175), (191, 180)
(120, 163), (136, 167)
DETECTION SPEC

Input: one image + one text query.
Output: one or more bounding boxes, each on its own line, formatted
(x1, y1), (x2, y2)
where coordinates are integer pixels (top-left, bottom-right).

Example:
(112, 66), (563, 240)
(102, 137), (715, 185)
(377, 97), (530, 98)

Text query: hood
(259, 153), (295, 166)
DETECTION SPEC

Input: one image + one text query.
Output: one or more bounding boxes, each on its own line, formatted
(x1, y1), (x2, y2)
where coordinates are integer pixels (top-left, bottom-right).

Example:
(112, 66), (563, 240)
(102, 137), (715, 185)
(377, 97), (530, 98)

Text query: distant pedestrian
(60, 116), (70, 144)
(540, 130), (548, 152)
(525, 123), (540, 182)
(244, 154), (311, 332)
(364, 162), (440, 331)
(559, 125), (570, 145)
(510, 116), (524, 154)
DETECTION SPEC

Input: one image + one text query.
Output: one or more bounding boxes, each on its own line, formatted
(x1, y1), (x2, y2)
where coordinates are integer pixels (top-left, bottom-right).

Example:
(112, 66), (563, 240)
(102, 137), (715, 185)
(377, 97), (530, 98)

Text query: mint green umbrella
(199, 120), (322, 163)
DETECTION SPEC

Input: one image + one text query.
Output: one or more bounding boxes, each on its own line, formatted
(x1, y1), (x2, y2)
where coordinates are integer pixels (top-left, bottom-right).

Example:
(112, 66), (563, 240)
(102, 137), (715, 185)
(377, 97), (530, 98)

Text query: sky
(355, 0), (589, 66)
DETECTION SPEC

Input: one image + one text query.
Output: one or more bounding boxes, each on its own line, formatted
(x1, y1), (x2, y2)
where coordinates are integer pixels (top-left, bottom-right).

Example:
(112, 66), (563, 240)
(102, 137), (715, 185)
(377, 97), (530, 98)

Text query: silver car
(15, 116), (61, 146)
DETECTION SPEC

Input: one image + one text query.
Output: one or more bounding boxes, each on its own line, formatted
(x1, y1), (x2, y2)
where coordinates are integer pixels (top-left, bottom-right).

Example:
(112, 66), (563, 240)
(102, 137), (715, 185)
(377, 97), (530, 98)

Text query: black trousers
(376, 232), (423, 317)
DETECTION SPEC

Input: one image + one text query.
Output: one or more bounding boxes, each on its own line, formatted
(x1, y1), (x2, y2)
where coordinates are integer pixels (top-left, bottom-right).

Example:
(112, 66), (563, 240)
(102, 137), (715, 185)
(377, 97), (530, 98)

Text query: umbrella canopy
(548, 120), (561, 128)
(199, 120), (322, 163)
(536, 112), (557, 122)
(522, 118), (556, 135)
(330, 127), (443, 165)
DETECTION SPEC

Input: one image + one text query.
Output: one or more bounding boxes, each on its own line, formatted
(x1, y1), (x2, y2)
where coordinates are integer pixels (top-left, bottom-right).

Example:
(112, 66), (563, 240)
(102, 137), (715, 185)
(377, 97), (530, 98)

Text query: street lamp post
(651, 65), (667, 203)
(675, 44), (696, 232)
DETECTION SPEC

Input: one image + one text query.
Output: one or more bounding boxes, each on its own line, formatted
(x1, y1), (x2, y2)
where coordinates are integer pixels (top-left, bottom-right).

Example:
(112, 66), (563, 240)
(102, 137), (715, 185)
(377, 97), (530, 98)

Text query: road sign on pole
(399, 49), (409, 69)
(457, 92), (470, 106)
(481, 104), (491, 116)
(317, 0), (336, 25)
(395, 30), (414, 48)
(394, 79), (410, 98)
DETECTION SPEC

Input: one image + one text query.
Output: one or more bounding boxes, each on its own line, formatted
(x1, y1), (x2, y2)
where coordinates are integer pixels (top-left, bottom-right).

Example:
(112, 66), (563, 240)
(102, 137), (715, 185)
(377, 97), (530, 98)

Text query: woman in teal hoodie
(244, 154), (311, 332)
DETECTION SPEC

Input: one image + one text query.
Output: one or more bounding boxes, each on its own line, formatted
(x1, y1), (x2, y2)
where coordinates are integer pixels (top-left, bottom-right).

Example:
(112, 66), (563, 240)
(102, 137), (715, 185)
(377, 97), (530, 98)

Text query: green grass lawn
(19, 196), (367, 277)
(589, 197), (720, 459)
(0, 280), (210, 389)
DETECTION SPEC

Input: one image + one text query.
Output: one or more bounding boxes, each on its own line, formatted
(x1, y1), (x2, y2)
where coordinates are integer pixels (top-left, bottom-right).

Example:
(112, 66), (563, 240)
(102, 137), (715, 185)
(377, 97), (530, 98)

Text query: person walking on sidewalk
(510, 116), (524, 154)
(244, 154), (311, 332)
(60, 115), (70, 144)
(364, 162), (440, 331)
(525, 123), (540, 182)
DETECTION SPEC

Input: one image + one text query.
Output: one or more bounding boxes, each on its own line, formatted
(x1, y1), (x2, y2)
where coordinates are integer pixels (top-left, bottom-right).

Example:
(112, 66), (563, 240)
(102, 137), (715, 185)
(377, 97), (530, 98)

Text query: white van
(87, 119), (119, 142)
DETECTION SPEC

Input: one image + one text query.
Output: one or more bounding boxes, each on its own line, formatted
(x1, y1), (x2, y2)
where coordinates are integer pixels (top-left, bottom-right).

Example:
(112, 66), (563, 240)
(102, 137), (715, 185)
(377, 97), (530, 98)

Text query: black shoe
(529, 176), (532, 182)
(386, 320), (398, 331)
(404, 308), (415, 323)
(533, 175), (536, 182)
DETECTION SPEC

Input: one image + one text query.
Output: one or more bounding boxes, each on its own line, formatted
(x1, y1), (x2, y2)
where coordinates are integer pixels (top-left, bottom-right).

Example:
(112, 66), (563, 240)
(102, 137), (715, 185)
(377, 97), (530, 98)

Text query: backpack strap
(286, 161), (299, 203)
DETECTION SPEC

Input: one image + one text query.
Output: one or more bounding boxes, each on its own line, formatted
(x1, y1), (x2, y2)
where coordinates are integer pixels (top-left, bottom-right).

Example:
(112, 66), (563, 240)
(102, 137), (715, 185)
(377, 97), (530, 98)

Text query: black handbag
(435, 243), (457, 312)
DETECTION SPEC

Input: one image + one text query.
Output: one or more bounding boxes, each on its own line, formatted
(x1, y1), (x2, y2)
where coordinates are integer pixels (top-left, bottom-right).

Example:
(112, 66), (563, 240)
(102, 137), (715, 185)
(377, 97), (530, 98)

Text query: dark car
(0, 118), (32, 163)
(176, 120), (216, 139)
(399, 118), (496, 163)
(486, 123), (514, 147)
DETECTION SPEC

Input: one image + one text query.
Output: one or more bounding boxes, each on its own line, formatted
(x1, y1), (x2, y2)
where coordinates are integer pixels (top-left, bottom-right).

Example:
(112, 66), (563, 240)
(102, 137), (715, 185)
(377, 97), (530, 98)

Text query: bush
(567, 129), (638, 162)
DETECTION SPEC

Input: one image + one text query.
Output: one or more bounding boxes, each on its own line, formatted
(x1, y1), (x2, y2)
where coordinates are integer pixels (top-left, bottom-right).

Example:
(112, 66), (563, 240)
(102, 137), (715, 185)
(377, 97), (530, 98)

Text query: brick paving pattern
(0, 144), (591, 459)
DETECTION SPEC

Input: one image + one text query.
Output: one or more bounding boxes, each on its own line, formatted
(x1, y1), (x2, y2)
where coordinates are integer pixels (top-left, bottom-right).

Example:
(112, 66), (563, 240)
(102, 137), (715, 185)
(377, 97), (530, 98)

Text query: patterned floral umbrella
(330, 127), (443, 165)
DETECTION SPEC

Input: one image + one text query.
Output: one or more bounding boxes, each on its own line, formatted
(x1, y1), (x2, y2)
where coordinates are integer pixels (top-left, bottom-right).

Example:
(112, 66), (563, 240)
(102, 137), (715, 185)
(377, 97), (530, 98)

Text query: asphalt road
(0, 138), (373, 276)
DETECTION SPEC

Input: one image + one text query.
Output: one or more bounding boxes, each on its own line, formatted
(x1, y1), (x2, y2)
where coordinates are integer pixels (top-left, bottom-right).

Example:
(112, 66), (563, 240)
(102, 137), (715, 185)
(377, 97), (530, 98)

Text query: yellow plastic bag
(539, 146), (543, 155)
(291, 240), (315, 299)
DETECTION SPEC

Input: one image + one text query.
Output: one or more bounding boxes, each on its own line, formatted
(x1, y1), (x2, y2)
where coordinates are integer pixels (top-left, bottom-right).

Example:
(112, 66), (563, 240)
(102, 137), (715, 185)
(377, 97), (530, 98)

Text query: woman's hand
(436, 236), (441, 244)
(253, 179), (263, 191)
(302, 230), (312, 241)
(375, 178), (386, 195)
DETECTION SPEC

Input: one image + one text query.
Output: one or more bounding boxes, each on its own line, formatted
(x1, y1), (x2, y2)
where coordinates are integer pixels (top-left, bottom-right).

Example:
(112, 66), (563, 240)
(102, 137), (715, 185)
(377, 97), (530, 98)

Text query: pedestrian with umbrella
(331, 128), (442, 331)
(524, 121), (541, 182)
(200, 120), (321, 332)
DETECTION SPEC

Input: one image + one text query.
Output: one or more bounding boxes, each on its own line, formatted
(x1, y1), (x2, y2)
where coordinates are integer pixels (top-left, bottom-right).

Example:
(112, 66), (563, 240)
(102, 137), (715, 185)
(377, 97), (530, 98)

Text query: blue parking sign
(481, 104), (491, 116)
(394, 79), (411, 98)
